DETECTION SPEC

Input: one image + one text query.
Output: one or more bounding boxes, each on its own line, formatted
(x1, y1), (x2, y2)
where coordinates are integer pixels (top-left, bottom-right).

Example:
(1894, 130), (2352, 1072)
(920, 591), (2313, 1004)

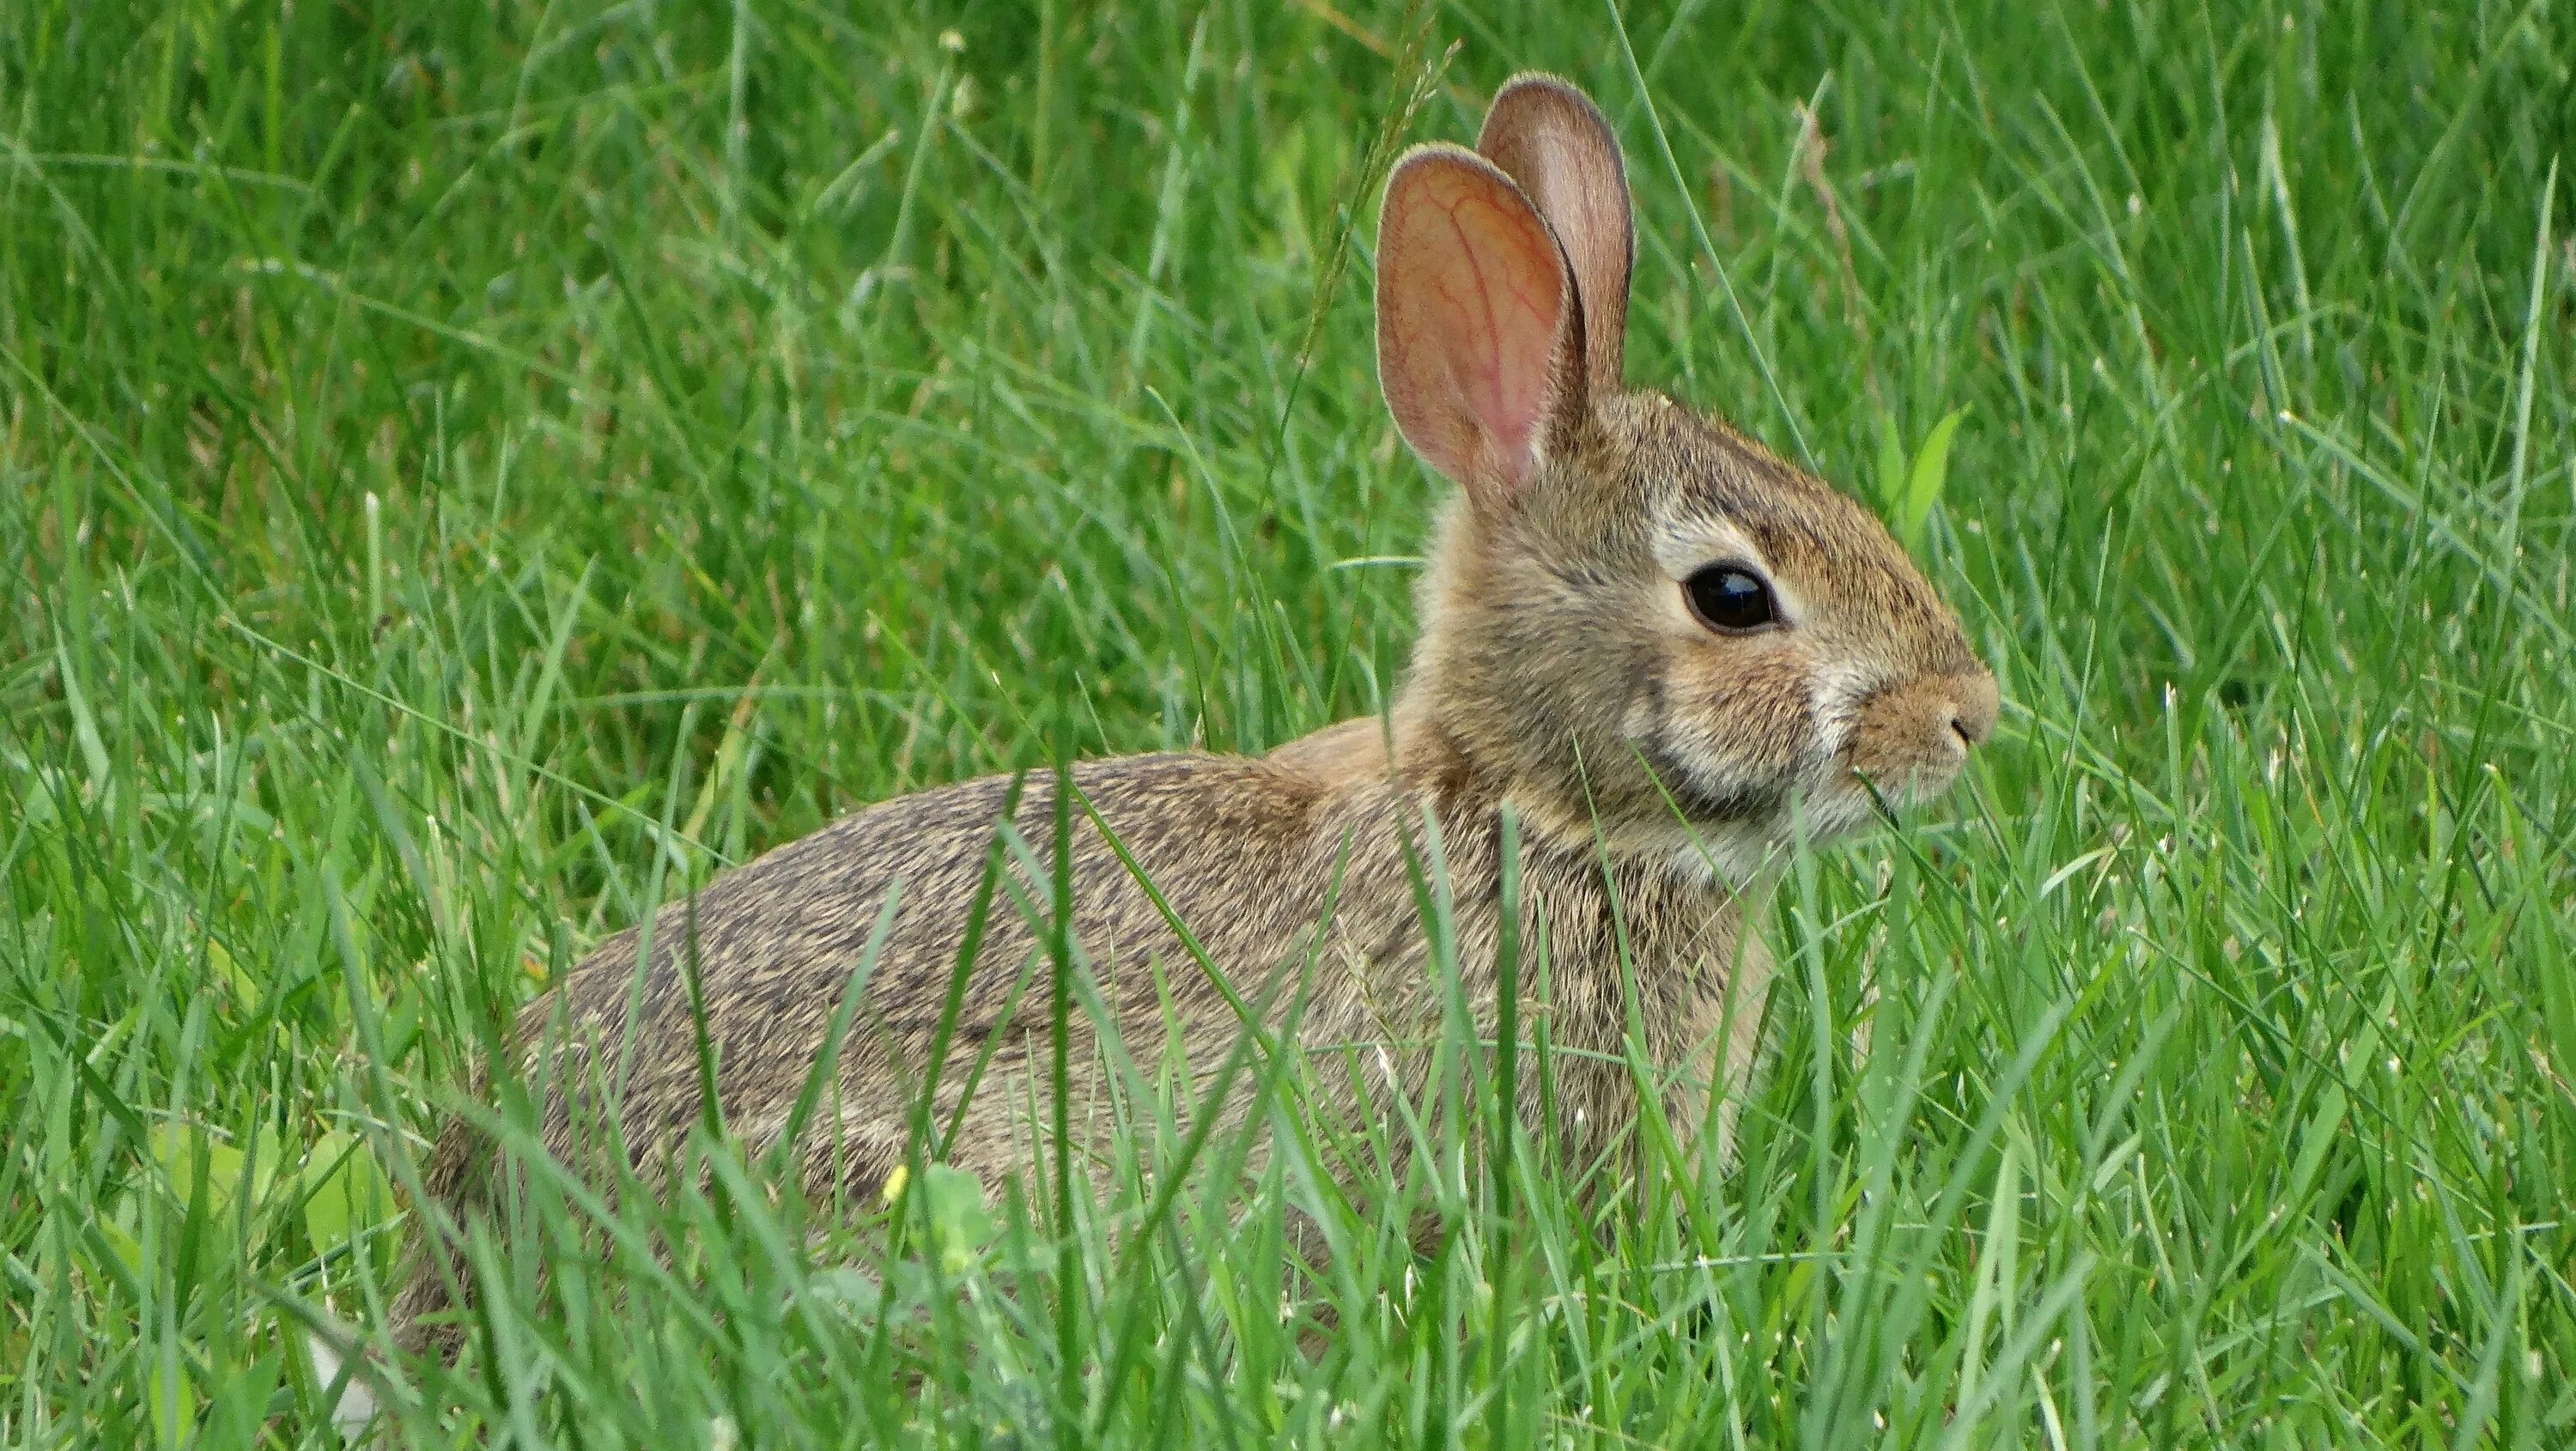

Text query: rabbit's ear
(1477, 75), (1631, 397)
(1376, 144), (1583, 513)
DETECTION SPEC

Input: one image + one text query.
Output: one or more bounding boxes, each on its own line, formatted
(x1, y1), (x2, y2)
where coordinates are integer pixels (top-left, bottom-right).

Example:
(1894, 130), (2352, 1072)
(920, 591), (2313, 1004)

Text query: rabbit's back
(525, 752), (1367, 1187)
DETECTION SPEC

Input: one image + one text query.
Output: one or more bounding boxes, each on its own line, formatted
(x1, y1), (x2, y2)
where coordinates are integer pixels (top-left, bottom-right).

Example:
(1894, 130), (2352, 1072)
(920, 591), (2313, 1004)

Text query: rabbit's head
(1377, 76), (1996, 879)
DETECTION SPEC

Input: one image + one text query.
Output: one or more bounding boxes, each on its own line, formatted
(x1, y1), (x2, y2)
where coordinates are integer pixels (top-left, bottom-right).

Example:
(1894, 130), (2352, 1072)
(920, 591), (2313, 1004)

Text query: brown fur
(390, 75), (1996, 1355)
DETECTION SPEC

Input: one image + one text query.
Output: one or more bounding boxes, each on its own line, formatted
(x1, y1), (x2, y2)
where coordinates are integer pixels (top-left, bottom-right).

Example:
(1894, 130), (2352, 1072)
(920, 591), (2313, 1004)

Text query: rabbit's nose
(1947, 671), (2000, 749)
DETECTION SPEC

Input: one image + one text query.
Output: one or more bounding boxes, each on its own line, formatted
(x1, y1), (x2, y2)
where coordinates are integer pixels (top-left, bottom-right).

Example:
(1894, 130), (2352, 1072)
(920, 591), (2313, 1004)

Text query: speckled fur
(391, 75), (1996, 1355)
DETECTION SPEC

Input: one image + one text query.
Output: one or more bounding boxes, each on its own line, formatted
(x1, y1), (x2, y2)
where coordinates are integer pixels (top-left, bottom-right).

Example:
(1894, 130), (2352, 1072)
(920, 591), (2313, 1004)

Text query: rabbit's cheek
(1624, 646), (1819, 835)
(1683, 661), (1813, 776)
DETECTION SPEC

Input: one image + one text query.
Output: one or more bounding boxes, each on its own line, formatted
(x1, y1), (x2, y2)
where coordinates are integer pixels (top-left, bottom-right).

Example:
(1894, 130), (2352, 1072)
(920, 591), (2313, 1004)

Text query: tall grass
(3, 0), (2572, 1444)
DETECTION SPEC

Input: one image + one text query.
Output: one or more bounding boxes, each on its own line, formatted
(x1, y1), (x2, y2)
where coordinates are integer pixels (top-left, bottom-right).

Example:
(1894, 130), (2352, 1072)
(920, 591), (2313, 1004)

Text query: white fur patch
(1651, 517), (1767, 581)
(1806, 660), (1887, 758)
(307, 1332), (379, 1440)
(1664, 825), (1777, 889)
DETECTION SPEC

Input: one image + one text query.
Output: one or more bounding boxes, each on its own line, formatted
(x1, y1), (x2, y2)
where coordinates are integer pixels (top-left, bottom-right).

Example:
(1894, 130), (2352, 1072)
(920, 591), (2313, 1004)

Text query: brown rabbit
(390, 74), (1996, 1354)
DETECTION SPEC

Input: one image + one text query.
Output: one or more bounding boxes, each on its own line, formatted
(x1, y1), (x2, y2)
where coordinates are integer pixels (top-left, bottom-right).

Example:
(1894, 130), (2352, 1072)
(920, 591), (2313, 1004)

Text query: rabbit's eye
(1684, 564), (1777, 633)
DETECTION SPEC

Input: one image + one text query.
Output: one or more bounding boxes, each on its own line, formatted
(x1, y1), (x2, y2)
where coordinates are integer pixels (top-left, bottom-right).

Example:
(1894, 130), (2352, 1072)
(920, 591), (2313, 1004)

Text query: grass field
(5, 0), (2574, 1444)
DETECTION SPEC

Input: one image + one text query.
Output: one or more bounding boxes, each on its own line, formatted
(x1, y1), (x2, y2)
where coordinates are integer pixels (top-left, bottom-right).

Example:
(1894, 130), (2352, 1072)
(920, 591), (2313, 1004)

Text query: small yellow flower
(878, 1163), (908, 1207)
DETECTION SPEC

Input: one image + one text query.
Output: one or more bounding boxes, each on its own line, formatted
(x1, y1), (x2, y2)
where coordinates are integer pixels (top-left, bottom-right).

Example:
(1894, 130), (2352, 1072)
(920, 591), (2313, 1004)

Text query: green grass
(5, 0), (2573, 1443)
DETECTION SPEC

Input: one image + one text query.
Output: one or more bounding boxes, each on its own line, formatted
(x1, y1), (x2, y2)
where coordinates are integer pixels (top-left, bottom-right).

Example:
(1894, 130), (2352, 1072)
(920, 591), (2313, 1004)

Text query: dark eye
(1683, 563), (1778, 633)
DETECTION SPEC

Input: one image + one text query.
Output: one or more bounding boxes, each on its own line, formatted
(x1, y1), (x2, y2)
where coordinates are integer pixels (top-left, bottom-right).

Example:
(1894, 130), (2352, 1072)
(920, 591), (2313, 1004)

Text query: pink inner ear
(1378, 150), (1571, 504)
(1413, 167), (1566, 480)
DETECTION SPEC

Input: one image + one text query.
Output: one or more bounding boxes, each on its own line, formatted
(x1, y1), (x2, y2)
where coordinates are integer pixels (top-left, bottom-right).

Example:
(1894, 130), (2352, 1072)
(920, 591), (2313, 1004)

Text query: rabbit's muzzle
(1841, 666), (1998, 806)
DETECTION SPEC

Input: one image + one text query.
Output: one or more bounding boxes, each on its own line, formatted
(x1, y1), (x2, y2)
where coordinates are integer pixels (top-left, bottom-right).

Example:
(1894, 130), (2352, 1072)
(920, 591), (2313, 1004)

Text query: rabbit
(389, 73), (1996, 1357)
